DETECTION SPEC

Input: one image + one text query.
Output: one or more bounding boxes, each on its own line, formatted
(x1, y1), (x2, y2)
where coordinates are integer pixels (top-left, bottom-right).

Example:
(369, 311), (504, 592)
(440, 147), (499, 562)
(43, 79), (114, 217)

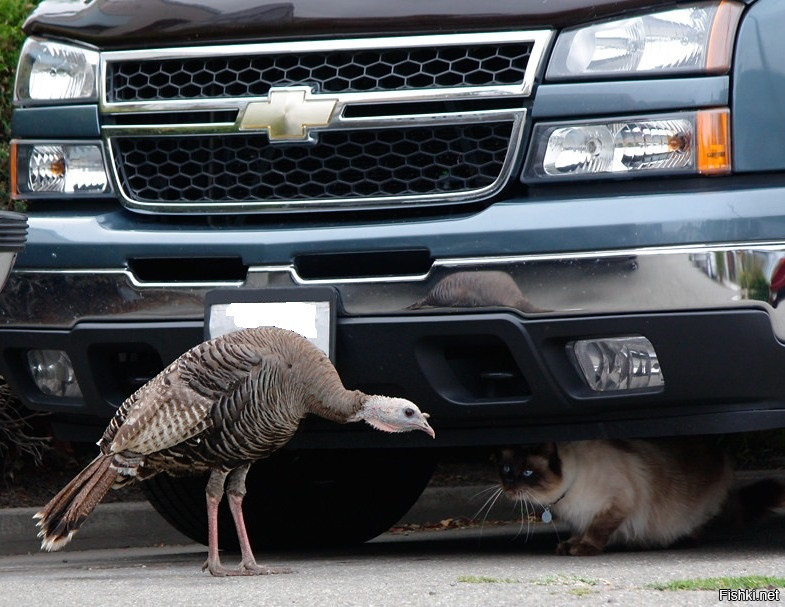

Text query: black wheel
(142, 448), (437, 549)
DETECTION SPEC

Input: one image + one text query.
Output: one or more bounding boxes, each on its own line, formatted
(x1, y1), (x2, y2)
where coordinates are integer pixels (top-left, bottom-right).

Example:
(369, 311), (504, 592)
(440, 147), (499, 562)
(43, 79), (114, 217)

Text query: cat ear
(494, 447), (515, 464)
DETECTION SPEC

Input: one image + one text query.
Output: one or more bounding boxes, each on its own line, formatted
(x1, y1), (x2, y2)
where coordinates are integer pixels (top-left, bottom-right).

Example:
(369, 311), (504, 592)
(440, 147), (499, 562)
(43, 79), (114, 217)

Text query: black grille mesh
(112, 123), (514, 204)
(106, 43), (533, 102)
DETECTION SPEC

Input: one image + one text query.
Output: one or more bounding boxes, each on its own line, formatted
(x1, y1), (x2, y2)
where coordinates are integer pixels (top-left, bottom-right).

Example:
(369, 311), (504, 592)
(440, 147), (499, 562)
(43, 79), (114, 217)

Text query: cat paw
(556, 540), (602, 556)
(555, 540), (572, 555)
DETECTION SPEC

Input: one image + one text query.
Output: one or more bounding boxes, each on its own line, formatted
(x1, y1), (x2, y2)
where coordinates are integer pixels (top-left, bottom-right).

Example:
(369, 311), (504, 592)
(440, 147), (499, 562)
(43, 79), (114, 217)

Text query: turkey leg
(202, 466), (292, 576)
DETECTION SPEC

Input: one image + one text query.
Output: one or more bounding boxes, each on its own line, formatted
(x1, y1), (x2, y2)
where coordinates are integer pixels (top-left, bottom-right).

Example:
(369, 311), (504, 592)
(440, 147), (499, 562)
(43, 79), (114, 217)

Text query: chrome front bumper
(3, 241), (785, 338)
(6, 240), (785, 443)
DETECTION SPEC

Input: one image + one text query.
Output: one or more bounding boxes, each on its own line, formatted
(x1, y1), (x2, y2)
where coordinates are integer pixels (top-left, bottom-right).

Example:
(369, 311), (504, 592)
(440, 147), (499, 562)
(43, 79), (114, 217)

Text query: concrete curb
(1, 501), (193, 556)
(2, 471), (781, 557)
(0, 484), (503, 557)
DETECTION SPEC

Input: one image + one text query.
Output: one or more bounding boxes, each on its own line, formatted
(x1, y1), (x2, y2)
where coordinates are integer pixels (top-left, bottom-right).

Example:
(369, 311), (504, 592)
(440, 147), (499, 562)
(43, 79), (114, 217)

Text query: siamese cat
(498, 440), (784, 556)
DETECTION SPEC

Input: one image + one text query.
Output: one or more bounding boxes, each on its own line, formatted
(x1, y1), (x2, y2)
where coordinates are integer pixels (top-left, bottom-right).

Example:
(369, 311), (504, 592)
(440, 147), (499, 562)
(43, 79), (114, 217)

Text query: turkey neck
(260, 327), (365, 423)
(300, 373), (365, 423)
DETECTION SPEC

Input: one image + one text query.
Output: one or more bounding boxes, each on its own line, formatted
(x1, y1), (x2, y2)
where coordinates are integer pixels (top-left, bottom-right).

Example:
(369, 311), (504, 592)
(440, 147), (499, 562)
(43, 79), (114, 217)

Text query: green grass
(534, 575), (599, 597)
(536, 574), (599, 587)
(648, 576), (785, 591)
(568, 587), (594, 597)
(457, 575), (520, 584)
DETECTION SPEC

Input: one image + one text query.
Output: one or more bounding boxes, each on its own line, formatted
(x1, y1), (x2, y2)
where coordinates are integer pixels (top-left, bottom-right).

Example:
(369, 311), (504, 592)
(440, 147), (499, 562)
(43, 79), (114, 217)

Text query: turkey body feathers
(34, 327), (371, 553)
(102, 327), (336, 459)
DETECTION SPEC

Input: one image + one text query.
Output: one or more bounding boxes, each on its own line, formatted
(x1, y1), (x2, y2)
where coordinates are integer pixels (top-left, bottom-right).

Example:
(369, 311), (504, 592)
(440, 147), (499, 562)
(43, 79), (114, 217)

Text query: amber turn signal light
(697, 108), (731, 175)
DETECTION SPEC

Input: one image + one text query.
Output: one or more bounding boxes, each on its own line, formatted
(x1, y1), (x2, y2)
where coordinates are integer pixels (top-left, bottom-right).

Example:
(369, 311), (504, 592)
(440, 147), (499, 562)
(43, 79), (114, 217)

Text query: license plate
(204, 287), (337, 361)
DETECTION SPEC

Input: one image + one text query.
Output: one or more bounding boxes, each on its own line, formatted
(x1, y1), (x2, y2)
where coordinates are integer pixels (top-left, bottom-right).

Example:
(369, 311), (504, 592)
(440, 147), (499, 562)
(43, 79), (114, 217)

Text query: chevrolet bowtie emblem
(239, 87), (338, 141)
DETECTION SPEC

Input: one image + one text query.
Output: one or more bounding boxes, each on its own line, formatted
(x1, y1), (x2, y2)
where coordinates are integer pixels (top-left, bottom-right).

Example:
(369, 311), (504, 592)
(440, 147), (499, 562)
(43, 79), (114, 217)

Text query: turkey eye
(404, 408), (414, 418)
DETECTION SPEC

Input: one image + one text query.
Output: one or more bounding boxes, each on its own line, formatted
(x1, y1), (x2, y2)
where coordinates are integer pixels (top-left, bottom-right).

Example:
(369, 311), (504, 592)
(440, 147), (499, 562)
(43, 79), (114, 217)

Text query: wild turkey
(34, 326), (435, 576)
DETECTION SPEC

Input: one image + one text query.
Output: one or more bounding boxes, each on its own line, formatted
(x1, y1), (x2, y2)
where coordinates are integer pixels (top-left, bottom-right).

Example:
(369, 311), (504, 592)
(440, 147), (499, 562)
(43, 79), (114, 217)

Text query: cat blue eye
(523, 469), (534, 477)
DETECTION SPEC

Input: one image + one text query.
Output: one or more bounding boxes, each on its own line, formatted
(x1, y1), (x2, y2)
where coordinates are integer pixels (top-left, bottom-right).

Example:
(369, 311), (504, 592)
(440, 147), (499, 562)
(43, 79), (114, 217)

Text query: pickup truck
(6, 0), (785, 548)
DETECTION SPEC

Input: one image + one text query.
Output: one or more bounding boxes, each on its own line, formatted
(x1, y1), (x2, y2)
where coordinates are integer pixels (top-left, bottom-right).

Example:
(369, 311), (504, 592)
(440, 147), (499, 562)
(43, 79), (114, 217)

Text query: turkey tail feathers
(34, 454), (117, 551)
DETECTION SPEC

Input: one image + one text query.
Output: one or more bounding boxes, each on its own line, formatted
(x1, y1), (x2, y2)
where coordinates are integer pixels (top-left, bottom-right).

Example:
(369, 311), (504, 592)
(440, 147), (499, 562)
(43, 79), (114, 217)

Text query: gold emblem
(239, 87), (338, 141)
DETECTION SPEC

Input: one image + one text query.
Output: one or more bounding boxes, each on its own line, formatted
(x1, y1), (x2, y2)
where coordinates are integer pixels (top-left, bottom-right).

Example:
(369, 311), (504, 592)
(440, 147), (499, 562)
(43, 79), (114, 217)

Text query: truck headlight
(523, 109), (730, 181)
(547, 1), (743, 80)
(11, 142), (109, 195)
(14, 38), (98, 105)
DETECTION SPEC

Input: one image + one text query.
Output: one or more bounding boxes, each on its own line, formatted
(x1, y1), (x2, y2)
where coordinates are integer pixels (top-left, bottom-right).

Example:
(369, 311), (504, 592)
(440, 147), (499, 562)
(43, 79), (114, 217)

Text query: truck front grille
(112, 123), (514, 205)
(101, 32), (551, 214)
(107, 43), (534, 102)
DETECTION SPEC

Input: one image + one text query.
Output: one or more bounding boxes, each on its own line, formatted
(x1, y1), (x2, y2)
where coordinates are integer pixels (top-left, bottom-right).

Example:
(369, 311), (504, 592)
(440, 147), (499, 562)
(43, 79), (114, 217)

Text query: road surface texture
(1, 515), (783, 607)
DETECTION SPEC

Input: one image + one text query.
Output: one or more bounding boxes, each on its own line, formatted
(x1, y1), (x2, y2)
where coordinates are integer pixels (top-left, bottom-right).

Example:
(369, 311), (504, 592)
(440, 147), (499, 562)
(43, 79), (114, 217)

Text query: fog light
(568, 336), (664, 392)
(27, 350), (83, 398)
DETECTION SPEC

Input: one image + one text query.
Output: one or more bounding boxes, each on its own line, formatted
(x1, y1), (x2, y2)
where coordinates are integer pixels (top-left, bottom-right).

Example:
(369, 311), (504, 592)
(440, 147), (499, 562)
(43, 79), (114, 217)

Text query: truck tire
(142, 448), (437, 549)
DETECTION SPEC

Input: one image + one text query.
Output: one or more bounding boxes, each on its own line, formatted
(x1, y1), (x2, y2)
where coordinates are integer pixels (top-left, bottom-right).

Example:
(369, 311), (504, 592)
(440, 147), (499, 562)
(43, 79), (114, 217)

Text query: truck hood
(24, 0), (680, 50)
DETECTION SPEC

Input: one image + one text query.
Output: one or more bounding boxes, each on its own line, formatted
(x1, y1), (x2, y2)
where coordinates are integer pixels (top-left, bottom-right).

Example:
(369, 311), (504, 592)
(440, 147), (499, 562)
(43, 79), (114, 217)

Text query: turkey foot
(203, 471), (295, 577)
(202, 559), (293, 577)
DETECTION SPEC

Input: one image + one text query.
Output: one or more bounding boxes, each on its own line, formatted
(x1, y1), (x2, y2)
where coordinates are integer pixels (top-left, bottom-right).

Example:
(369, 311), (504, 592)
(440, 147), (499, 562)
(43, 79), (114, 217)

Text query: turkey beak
(419, 414), (436, 438)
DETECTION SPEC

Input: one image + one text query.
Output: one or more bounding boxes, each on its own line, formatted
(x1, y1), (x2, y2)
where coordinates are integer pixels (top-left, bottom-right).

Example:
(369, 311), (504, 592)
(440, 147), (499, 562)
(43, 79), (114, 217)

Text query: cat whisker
(514, 498), (527, 540)
(512, 494), (537, 543)
(470, 484), (501, 501)
(470, 485), (496, 518)
(524, 495), (534, 542)
(481, 487), (506, 533)
(487, 487), (505, 522)
(471, 485), (503, 524)
(471, 486), (503, 541)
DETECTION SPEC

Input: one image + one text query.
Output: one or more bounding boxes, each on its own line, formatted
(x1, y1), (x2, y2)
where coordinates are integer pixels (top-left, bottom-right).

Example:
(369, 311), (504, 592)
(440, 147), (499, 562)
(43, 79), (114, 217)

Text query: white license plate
(204, 288), (337, 360)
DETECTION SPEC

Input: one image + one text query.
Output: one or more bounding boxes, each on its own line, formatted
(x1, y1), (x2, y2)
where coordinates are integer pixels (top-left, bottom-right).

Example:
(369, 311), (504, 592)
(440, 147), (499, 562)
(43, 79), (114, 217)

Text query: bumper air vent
(128, 257), (248, 283)
(294, 249), (432, 281)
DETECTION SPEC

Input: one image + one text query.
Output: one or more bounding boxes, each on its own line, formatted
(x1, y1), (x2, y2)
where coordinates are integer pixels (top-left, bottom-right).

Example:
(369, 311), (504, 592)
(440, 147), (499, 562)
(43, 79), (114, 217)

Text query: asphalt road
(2, 516), (784, 607)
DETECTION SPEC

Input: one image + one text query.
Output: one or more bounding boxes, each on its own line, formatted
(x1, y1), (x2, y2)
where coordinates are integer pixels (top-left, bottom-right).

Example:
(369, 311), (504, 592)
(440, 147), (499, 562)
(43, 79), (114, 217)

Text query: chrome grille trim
(99, 31), (552, 214)
(101, 90), (528, 135)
